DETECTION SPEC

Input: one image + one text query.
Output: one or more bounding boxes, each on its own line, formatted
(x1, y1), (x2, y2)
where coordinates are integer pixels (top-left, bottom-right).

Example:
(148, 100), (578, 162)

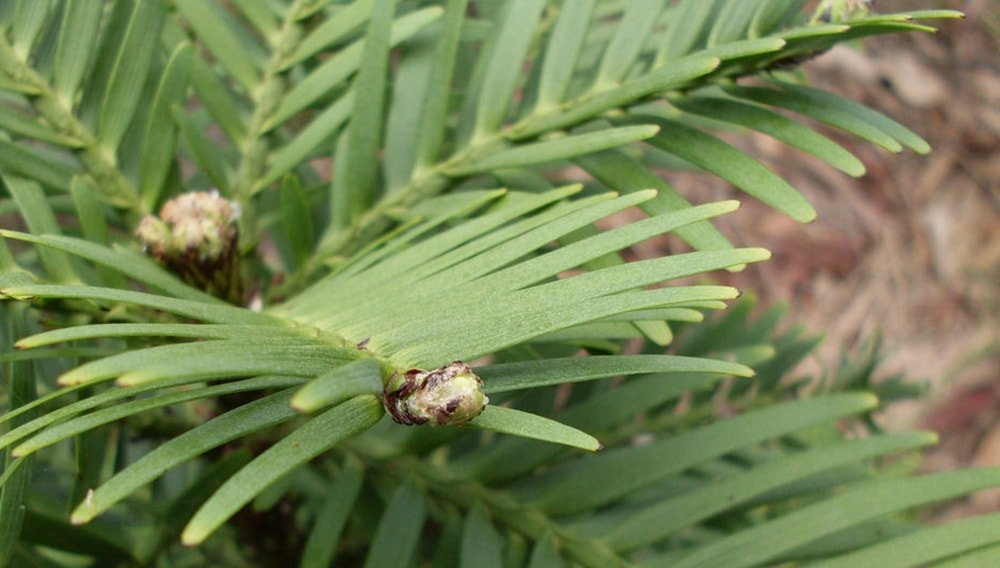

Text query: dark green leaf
(361, 480), (427, 568)
(524, 394), (878, 514)
(533, 0), (596, 111)
(0, 305), (35, 566)
(18, 509), (135, 564)
(11, 376), (303, 458)
(673, 469), (1000, 568)
(174, 107), (233, 193)
(609, 432), (937, 550)
(71, 389), (301, 525)
(528, 533), (565, 568)
(163, 450), (253, 535)
(810, 512), (1000, 568)
(412, 0), (470, 174)
(181, 395), (383, 544)
(461, 504), (504, 568)
(139, 43), (193, 212)
(631, 115), (817, 222)
(675, 94), (865, 176)
(0, 231), (223, 303)
(281, 0), (376, 69)
(300, 458), (365, 568)
(0, 139), (78, 191)
(332, 0), (396, 229)
(470, 0), (547, 139)
(11, 0), (52, 58)
(259, 93), (352, 191)
(4, 176), (79, 283)
(576, 149), (735, 254)
(280, 175), (316, 269)
(267, 8), (442, 130)
(96, 0), (166, 153)
(174, 0), (262, 92)
(593, 0), (662, 88)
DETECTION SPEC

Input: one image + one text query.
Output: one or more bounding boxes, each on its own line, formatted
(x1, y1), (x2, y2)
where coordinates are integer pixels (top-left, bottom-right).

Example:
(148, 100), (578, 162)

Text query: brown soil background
(668, 0), (999, 518)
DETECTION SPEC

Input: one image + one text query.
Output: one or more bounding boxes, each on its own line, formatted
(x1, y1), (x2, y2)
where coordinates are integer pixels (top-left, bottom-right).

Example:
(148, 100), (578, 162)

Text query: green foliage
(0, 1), (988, 566)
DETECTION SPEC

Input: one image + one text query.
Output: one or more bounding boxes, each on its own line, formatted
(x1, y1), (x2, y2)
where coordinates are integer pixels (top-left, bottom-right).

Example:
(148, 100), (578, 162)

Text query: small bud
(135, 216), (172, 258)
(144, 191), (239, 263)
(383, 361), (488, 426)
(136, 191), (242, 303)
(811, 0), (873, 23)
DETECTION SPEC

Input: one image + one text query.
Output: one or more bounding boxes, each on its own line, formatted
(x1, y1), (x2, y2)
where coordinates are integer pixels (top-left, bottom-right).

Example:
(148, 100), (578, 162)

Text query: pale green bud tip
(135, 216), (171, 257)
(812, 0), (873, 23)
(136, 191), (239, 262)
(384, 361), (488, 426)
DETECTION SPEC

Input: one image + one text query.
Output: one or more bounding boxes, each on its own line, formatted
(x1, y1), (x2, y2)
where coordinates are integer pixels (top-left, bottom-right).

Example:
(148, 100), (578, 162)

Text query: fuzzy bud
(136, 191), (242, 303)
(383, 361), (488, 426)
(812, 0), (873, 23)
(134, 216), (172, 258)
(144, 191), (239, 263)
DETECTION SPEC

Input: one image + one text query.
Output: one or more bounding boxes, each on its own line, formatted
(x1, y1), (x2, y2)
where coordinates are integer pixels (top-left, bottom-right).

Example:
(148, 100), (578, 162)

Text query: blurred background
(670, 0), (998, 517)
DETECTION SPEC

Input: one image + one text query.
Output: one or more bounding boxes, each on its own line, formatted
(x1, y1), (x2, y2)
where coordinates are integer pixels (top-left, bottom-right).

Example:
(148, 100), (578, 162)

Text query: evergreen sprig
(1, 1), (991, 566)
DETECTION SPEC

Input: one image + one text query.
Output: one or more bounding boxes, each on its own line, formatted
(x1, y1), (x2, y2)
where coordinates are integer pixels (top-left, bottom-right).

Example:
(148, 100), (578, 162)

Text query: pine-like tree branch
(0, 34), (138, 210)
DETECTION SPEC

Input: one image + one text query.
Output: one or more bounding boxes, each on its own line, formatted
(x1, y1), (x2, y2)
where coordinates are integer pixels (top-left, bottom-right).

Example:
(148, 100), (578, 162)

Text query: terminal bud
(383, 361), (488, 426)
